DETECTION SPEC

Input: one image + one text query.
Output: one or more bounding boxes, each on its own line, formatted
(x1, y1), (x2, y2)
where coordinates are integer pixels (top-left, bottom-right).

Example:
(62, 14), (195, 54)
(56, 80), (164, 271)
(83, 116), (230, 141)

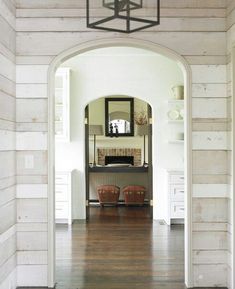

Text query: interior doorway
(48, 38), (192, 288)
(85, 97), (153, 219)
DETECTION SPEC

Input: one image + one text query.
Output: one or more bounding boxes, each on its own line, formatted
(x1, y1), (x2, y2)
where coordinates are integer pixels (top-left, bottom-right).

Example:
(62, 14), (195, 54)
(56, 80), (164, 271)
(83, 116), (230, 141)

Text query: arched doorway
(84, 95), (153, 220)
(48, 38), (192, 288)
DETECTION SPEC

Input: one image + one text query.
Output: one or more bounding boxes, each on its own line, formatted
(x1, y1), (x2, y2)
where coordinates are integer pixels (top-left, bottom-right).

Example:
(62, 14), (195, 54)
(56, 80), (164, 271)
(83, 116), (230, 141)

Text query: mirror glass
(105, 98), (134, 136)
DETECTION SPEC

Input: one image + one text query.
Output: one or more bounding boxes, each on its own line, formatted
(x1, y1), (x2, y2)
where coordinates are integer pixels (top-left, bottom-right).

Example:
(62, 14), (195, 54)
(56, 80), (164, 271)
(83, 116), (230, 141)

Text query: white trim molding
(231, 45), (235, 289)
(47, 37), (193, 288)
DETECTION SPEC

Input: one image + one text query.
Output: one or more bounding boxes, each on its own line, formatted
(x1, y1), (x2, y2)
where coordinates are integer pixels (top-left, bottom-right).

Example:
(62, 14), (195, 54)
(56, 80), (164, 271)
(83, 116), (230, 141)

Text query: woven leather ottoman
(97, 185), (120, 206)
(122, 185), (146, 206)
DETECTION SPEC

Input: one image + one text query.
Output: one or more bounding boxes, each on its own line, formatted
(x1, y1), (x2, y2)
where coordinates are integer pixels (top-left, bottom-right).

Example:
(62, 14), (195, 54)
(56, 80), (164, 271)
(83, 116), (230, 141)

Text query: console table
(88, 166), (148, 173)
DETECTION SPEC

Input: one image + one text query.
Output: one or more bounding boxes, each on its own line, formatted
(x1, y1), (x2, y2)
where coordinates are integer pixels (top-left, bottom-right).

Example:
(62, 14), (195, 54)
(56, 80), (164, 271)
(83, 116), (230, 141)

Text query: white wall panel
(16, 65), (48, 84)
(193, 264), (227, 287)
(17, 265), (47, 287)
(192, 98), (227, 118)
(17, 231), (47, 250)
(192, 131), (228, 150)
(0, 131), (15, 151)
(16, 132), (47, 150)
(16, 184), (47, 198)
(0, 1), (16, 288)
(192, 83), (227, 98)
(193, 198), (227, 222)
(193, 184), (228, 198)
(16, 98), (47, 123)
(17, 199), (47, 223)
(16, 83), (47, 98)
(191, 65), (227, 84)
(17, 251), (47, 265)
(16, 32), (226, 56)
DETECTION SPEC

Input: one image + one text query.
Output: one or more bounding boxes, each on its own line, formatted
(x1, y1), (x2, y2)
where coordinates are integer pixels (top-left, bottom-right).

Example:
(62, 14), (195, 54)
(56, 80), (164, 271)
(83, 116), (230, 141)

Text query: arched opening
(85, 95), (153, 220)
(48, 38), (192, 288)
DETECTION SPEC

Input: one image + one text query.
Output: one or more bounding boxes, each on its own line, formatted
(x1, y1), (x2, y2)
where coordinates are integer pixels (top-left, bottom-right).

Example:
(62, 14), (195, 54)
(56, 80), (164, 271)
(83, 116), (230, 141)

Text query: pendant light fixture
(86, 0), (160, 33)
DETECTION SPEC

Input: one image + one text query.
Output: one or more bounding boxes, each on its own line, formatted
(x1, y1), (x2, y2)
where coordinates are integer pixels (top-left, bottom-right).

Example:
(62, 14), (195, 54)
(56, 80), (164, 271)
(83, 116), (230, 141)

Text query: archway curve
(47, 37), (193, 288)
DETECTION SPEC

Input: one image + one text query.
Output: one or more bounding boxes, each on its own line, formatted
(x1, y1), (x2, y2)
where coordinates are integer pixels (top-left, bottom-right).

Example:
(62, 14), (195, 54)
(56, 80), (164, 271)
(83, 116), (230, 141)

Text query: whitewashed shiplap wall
(226, 1), (235, 288)
(0, 0), (16, 289)
(14, 0), (231, 287)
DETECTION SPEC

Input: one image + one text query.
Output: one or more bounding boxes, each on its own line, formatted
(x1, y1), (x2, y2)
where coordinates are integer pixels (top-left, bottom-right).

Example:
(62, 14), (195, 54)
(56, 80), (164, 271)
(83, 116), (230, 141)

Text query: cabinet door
(55, 202), (69, 219)
(55, 185), (68, 202)
(171, 202), (184, 218)
(55, 68), (70, 142)
(55, 174), (68, 184)
(169, 174), (184, 184)
(170, 185), (184, 201)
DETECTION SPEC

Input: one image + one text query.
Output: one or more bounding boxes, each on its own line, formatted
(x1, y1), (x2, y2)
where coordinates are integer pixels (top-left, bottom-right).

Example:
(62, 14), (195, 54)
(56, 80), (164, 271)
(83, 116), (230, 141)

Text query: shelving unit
(167, 96), (184, 143)
(168, 140), (184, 144)
(55, 67), (70, 142)
(167, 99), (184, 104)
(167, 120), (184, 124)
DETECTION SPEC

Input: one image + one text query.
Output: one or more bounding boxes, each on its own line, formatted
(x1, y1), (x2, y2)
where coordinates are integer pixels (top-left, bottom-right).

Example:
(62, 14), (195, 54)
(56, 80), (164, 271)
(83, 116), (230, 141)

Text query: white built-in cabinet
(55, 171), (74, 225)
(55, 67), (70, 142)
(166, 169), (185, 225)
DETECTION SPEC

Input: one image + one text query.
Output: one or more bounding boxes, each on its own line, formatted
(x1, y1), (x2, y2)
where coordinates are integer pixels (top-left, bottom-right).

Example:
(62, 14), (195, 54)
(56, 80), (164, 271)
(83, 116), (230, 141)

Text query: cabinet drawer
(55, 174), (68, 184)
(55, 185), (68, 202)
(170, 185), (184, 201)
(55, 202), (68, 219)
(171, 202), (184, 218)
(169, 174), (184, 184)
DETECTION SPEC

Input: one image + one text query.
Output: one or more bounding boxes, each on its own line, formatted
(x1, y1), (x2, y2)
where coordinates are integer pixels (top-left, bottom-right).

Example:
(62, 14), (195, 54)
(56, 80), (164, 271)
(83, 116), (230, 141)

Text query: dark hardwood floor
(55, 205), (186, 289)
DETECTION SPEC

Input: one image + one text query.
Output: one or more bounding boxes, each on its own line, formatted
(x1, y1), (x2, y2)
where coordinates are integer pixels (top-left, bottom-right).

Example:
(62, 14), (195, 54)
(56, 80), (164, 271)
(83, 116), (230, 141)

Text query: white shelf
(168, 140), (184, 144)
(167, 120), (184, 124)
(167, 99), (184, 104)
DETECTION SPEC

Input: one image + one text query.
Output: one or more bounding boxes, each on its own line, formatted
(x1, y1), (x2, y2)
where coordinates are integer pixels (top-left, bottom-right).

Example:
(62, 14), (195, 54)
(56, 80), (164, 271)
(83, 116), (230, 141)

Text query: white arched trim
(47, 37), (193, 288)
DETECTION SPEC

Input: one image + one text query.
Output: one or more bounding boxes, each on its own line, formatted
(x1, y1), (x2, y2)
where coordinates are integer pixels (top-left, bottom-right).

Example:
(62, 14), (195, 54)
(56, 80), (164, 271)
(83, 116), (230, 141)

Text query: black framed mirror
(105, 97), (134, 137)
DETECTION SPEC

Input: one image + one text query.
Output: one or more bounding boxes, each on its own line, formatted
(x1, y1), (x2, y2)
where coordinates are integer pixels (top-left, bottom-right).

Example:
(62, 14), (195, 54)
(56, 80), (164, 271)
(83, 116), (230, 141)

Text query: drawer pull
(179, 190), (184, 193)
(179, 208), (184, 211)
(56, 208), (63, 211)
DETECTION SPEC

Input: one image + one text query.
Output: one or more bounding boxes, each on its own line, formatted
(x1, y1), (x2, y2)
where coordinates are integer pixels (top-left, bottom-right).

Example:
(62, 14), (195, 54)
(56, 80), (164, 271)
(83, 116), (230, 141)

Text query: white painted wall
(0, 0), (17, 289)
(55, 47), (184, 220)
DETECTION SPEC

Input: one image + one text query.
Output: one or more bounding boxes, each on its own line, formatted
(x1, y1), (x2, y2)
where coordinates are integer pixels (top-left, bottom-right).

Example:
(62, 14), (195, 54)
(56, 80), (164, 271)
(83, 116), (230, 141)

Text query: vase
(172, 85), (184, 100)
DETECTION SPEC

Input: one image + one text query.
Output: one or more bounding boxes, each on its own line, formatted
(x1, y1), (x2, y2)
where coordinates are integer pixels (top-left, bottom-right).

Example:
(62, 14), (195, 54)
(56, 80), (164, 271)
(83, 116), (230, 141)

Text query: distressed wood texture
(226, 1), (235, 288)
(14, 0), (232, 288)
(0, 0), (16, 288)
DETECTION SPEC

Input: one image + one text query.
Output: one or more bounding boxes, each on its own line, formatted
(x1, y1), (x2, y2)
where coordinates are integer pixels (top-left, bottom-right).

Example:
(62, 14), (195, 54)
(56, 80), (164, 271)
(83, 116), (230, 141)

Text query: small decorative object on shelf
(171, 85), (184, 100)
(175, 132), (184, 141)
(167, 109), (180, 121)
(134, 109), (148, 125)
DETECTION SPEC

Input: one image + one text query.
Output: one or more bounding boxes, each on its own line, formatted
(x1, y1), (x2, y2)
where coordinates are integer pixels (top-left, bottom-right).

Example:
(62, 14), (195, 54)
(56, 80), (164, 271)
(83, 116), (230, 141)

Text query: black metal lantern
(86, 0), (160, 33)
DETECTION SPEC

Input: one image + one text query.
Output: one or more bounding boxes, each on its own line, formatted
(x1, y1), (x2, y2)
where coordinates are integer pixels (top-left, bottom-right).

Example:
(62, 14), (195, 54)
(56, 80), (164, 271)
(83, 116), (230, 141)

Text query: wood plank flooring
(55, 205), (185, 289)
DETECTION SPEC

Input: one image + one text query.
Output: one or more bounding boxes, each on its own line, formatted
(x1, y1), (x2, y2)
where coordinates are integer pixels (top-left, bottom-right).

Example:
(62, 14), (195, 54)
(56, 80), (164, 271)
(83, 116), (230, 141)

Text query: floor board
(56, 205), (185, 289)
